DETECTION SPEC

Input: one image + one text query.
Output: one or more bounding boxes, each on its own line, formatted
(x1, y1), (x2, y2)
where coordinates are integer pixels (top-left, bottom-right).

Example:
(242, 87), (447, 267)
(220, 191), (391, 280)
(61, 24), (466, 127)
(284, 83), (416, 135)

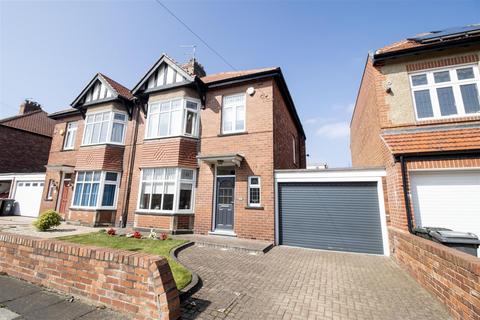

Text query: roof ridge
(0, 109), (45, 123)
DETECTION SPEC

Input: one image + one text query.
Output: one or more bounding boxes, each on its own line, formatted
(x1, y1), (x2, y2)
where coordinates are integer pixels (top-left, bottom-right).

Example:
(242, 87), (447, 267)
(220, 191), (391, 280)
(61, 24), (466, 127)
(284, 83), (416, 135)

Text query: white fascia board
(0, 173), (46, 181)
(275, 168), (386, 182)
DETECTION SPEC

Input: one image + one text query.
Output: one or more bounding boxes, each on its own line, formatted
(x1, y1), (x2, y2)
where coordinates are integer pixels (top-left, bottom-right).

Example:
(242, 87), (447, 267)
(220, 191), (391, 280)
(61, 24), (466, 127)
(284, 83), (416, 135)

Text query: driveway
(178, 245), (450, 320)
(0, 216), (100, 238)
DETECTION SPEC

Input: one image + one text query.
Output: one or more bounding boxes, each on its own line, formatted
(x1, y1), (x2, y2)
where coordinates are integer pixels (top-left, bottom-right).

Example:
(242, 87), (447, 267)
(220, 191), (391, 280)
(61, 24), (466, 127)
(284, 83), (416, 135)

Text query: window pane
(83, 124), (93, 144)
(105, 172), (118, 181)
(170, 109), (182, 135)
(94, 113), (103, 122)
(160, 101), (170, 112)
(171, 99), (182, 110)
(437, 87), (457, 116)
(434, 71), (450, 83)
(147, 113), (159, 138)
(73, 183), (83, 206)
(250, 177), (259, 185)
(414, 90), (434, 119)
(158, 113), (169, 136)
(100, 184), (115, 206)
(150, 103), (160, 114)
(143, 169), (154, 181)
(186, 101), (198, 110)
(457, 67), (475, 80)
(151, 183), (163, 210)
(223, 107), (233, 132)
(181, 169), (194, 180)
(93, 172), (101, 181)
(154, 168), (165, 181)
(185, 111), (196, 135)
(179, 183), (192, 210)
(81, 183), (91, 206)
(114, 113), (126, 121)
(99, 121), (108, 143)
(77, 172), (85, 181)
(102, 112), (110, 121)
(89, 183), (99, 206)
(111, 123), (124, 143)
(85, 172), (93, 181)
(411, 74), (428, 86)
(165, 168), (176, 181)
(86, 115), (94, 123)
(92, 122), (101, 143)
(162, 182), (175, 210)
(249, 187), (260, 204)
(461, 84), (480, 114)
(139, 182), (151, 209)
(235, 105), (245, 131)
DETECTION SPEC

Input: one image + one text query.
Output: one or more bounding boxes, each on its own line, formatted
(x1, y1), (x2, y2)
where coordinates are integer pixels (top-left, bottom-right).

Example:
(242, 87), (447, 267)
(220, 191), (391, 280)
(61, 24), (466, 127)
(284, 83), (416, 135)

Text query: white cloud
(315, 121), (350, 139)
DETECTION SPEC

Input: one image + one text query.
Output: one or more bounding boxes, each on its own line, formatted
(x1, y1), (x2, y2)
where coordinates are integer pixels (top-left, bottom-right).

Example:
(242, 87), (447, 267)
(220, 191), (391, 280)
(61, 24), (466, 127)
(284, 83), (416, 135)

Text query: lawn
(57, 232), (191, 290)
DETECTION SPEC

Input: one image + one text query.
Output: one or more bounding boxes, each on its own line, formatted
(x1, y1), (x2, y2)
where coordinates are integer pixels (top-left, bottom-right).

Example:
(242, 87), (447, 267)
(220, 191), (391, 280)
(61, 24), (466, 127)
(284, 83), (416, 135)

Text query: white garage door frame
(275, 168), (389, 256)
(0, 173), (46, 217)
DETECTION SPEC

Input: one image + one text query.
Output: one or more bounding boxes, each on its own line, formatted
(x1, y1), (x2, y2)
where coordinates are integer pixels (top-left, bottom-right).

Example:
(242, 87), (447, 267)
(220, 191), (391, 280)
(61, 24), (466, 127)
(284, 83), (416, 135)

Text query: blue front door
(215, 177), (235, 230)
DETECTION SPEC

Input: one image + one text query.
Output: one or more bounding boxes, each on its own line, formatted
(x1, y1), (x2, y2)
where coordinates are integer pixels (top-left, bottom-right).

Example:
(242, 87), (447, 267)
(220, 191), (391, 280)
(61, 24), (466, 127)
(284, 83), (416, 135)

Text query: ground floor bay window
(138, 167), (196, 213)
(72, 171), (120, 209)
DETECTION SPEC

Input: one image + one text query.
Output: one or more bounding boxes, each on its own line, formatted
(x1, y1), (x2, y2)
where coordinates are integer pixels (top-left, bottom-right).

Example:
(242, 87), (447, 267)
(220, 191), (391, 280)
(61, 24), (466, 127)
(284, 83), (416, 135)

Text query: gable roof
(0, 109), (56, 137)
(374, 24), (480, 64)
(131, 54), (195, 95)
(71, 73), (133, 108)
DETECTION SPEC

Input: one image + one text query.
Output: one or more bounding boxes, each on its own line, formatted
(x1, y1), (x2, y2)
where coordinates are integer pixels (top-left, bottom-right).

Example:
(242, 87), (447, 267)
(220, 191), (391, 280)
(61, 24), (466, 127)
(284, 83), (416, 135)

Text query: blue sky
(1, 0), (479, 167)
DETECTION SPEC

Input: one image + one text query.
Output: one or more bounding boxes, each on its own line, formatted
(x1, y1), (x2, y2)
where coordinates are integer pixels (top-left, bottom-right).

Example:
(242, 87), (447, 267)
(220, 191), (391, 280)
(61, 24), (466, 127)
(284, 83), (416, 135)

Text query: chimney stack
(19, 99), (42, 115)
(182, 58), (206, 78)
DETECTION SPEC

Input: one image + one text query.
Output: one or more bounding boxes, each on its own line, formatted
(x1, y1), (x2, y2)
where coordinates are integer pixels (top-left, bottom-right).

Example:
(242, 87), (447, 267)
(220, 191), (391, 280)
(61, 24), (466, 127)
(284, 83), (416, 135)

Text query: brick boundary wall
(389, 227), (480, 320)
(0, 232), (180, 320)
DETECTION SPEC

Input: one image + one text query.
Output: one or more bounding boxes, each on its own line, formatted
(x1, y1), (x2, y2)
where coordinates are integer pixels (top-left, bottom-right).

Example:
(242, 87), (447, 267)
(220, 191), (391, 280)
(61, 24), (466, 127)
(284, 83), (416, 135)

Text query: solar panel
(409, 24), (480, 43)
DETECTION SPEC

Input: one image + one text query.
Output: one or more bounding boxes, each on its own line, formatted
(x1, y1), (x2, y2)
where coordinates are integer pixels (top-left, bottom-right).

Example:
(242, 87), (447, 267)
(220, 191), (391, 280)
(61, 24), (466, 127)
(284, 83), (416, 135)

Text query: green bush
(33, 210), (62, 231)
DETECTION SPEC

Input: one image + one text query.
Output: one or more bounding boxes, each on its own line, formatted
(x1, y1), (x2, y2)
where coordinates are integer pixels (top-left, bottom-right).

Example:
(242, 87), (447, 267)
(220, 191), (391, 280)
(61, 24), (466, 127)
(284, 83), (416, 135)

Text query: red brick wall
(0, 232), (180, 320)
(0, 125), (52, 173)
(389, 227), (480, 320)
(75, 145), (124, 171)
(139, 138), (197, 168)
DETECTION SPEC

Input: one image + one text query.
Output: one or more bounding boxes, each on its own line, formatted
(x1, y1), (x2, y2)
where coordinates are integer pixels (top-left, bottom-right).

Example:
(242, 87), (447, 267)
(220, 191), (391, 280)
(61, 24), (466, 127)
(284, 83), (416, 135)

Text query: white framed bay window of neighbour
(409, 64), (480, 120)
(248, 176), (261, 207)
(137, 168), (196, 213)
(145, 98), (200, 139)
(82, 110), (127, 146)
(222, 93), (246, 134)
(71, 171), (121, 209)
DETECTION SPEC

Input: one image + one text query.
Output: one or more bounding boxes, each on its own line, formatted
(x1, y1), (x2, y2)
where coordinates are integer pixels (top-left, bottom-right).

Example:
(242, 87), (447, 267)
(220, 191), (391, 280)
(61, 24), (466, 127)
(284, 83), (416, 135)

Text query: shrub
(159, 232), (168, 240)
(132, 231), (142, 239)
(107, 228), (116, 236)
(33, 210), (61, 231)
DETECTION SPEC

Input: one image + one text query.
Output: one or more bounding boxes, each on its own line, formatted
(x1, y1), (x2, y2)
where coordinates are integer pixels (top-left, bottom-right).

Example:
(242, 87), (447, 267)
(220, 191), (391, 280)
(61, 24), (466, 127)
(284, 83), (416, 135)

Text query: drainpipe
(121, 101), (141, 228)
(400, 155), (414, 233)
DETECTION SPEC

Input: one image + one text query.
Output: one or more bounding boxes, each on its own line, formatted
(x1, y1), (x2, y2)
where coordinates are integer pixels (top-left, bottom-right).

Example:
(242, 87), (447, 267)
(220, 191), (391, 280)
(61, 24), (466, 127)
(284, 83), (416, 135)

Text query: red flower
(133, 231), (142, 239)
(107, 228), (116, 236)
(160, 233), (168, 240)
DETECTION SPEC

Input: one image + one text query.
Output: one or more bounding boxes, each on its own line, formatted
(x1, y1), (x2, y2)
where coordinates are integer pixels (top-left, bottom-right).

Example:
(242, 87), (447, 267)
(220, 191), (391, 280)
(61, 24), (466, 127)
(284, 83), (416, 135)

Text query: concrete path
(0, 276), (130, 320)
(0, 216), (100, 238)
(178, 245), (451, 320)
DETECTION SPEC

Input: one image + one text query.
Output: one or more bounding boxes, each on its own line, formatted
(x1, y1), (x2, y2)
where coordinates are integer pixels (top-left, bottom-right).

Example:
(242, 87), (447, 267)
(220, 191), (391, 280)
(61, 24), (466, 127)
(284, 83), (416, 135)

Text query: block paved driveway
(178, 245), (451, 320)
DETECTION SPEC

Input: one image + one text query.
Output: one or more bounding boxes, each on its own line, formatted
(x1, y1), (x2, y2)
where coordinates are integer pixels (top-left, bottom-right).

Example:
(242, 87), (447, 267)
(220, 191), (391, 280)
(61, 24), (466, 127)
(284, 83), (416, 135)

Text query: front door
(58, 174), (72, 215)
(215, 177), (235, 230)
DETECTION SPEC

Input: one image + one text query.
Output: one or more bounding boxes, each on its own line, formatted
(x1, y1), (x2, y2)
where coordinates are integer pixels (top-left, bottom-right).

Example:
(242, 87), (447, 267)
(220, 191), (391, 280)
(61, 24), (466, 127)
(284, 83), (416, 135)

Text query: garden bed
(57, 231), (191, 290)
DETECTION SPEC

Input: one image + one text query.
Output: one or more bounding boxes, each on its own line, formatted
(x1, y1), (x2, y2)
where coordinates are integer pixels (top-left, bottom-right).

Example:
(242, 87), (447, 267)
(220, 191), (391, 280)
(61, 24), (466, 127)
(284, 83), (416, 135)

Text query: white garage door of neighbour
(410, 170), (480, 240)
(14, 181), (44, 217)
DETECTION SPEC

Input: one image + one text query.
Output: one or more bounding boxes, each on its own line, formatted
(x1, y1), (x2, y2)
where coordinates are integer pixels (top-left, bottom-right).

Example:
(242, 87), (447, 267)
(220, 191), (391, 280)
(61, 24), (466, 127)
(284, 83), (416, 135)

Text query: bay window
(138, 167), (195, 213)
(72, 171), (120, 209)
(145, 98), (200, 139)
(410, 65), (480, 120)
(82, 111), (127, 145)
(222, 94), (246, 134)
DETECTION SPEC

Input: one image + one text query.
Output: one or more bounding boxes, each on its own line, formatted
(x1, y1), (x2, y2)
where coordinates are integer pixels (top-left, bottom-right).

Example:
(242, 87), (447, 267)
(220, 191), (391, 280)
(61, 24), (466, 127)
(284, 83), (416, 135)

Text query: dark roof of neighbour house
(0, 109), (56, 137)
(373, 24), (480, 64)
(201, 67), (278, 84)
(48, 108), (81, 120)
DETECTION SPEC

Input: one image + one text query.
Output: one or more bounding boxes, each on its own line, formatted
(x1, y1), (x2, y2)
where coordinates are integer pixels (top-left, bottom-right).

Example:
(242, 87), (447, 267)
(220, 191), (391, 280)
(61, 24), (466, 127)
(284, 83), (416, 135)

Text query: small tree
(33, 210), (62, 231)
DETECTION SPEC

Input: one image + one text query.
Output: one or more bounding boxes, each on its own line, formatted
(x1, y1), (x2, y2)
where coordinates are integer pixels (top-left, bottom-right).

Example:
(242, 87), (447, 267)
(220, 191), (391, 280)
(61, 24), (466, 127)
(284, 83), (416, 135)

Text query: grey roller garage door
(278, 182), (384, 254)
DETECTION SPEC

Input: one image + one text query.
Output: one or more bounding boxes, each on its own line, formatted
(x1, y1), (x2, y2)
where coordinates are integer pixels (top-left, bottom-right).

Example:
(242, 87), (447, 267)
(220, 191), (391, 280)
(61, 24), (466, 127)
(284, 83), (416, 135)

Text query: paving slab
(173, 234), (273, 254)
(0, 308), (20, 320)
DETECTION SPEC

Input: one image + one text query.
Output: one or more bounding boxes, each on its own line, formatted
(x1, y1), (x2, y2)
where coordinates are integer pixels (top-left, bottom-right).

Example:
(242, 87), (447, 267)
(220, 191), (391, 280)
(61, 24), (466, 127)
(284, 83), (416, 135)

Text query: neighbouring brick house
(40, 54), (305, 241)
(351, 25), (480, 319)
(0, 100), (56, 216)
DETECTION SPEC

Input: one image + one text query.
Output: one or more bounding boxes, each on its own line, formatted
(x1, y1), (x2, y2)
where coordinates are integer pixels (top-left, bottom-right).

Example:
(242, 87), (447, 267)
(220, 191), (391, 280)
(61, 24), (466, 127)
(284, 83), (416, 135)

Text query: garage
(275, 168), (388, 255)
(410, 170), (480, 240)
(0, 173), (45, 218)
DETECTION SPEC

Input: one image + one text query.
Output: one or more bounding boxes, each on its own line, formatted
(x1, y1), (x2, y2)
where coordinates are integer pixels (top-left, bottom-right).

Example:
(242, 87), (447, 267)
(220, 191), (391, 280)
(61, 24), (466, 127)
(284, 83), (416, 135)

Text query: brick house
(40, 54), (305, 241)
(0, 100), (56, 216)
(351, 25), (480, 243)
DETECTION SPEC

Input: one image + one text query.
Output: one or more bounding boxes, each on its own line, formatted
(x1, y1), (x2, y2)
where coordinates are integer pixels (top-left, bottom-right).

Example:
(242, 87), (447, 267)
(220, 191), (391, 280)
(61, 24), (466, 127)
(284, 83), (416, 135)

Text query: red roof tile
(201, 67), (278, 84)
(0, 110), (56, 137)
(98, 73), (134, 100)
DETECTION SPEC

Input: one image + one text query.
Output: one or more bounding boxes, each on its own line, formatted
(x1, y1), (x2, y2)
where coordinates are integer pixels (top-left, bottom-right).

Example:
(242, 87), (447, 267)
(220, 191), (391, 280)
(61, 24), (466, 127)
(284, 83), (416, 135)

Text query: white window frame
(409, 64), (480, 121)
(247, 176), (261, 207)
(63, 121), (78, 150)
(145, 97), (201, 139)
(81, 110), (127, 146)
(46, 179), (55, 200)
(136, 167), (196, 214)
(292, 135), (297, 165)
(70, 171), (121, 210)
(222, 93), (246, 134)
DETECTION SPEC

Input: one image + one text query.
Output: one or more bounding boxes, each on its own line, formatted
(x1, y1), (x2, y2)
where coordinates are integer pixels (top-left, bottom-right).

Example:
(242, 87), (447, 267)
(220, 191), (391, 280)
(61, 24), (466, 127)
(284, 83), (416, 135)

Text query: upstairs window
(63, 121), (78, 150)
(82, 111), (127, 145)
(410, 65), (480, 120)
(248, 176), (261, 207)
(222, 94), (245, 134)
(146, 98), (200, 139)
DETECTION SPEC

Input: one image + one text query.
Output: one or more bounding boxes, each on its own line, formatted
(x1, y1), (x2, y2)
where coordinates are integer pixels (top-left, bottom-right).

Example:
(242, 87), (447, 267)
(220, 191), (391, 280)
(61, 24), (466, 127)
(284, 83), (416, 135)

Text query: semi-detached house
(40, 55), (306, 241)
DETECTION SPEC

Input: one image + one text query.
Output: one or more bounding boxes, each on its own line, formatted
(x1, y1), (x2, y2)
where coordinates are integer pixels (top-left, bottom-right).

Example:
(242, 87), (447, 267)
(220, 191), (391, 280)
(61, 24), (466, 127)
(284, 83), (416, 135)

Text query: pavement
(0, 275), (130, 320)
(178, 245), (451, 320)
(0, 216), (100, 238)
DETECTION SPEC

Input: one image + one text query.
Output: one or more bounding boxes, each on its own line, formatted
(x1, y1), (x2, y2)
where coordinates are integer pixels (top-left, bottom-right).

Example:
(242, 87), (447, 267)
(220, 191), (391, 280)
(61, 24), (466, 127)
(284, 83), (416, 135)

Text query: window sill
(44, 198), (53, 202)
(217, 131), (248, 137)
(80, 143), (125, 148)
(70, 207), (117, 211)
(61, 148), (75, 152)
(135, 210), (194, 216)
(143, 135), (199, 142)
(245, 206), (264, 210)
